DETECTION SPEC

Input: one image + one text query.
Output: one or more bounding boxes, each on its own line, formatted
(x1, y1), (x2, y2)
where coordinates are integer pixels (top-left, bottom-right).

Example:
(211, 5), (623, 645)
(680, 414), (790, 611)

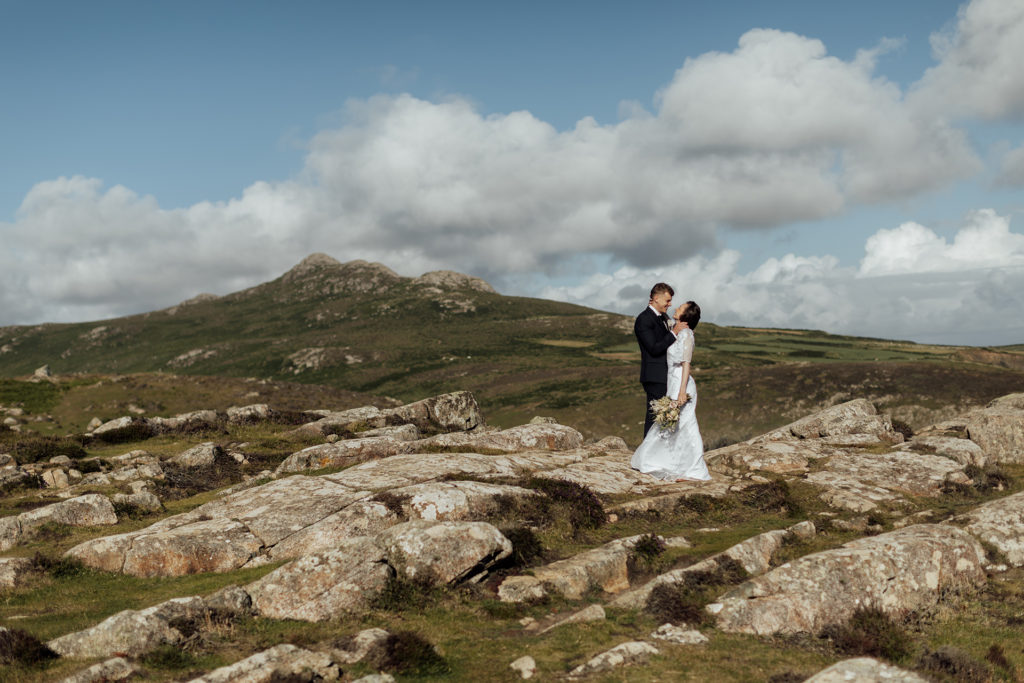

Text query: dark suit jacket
(634, 307), (676, 384)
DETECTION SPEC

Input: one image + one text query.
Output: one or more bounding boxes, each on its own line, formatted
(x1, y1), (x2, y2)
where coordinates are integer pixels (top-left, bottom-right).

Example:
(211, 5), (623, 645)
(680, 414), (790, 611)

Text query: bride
(630, 301), (711, 482)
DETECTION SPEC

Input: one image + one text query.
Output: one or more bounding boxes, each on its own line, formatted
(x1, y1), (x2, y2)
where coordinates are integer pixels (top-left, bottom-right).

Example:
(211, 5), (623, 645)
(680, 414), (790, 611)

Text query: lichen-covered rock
(754, 399), (901, 443)
(58, 657), (137, 683)
(12, 494), (118, 546)
(567, 641), (659, 678)
(377, 520), (512, 584)
(805, 450), (966, 512)
(0, 556), (34, 589)
(48, 596), (208, 658)
(499, 535), (653, 602)
(421, 423), (584, 453)
(388, 480), (539, 521)
(226, 403), (275, 424)
(0, 515), (22, 551)
(327, 627), (392, 664)
(710, 524), (986, 635)
(959, 490), (1024, 566)
(111, 490), (162, 512)
(897, 434), (987, 468)
(186, 644), (340, 682)
(804, 657), (929, 682)
(539, 604), (606, 633)
(122, 518), (264, 577)
(276, 435), (412, 473)
(150, 410), (221, 434)
(650, 623), (709, 645)
(964, 394), (1024, 463)
(246, 537), (392, 621)
(170, 442), (228, 468)
(297, 391), (484, 436)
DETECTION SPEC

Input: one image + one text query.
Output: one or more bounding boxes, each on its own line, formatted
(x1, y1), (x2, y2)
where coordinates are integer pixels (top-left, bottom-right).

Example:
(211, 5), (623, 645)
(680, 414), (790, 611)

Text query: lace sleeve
(680, 328), (694, 363)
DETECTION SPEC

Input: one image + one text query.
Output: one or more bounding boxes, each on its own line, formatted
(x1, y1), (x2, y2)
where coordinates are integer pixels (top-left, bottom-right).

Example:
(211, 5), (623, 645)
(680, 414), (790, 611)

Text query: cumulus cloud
(541, 211), (1024, 346)
(996, 144), (1024, 186)
(0, 13), (1007, 341)
(910, 0), (1024, 120)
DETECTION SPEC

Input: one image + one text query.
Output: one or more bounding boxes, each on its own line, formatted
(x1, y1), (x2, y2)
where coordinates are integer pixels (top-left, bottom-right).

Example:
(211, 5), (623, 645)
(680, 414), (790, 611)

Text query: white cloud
(997, 144), (1024, 186)
(910, 0), (1024, 120)
(0, 20), (1006, 341)
(541, 211), (1024, 346)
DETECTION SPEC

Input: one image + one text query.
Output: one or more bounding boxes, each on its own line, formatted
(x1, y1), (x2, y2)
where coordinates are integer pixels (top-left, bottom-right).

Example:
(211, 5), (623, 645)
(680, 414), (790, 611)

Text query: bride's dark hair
(679, 301), (701, 330)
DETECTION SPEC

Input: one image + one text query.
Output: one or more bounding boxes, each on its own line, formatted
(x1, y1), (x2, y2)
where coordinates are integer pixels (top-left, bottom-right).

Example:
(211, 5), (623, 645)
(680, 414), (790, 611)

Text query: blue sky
(2, 0), (1023, 345)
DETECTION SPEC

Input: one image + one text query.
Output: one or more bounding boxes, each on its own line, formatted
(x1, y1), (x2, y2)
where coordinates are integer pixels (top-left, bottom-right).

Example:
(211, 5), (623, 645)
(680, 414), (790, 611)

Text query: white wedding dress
(630, 328), (711, 481)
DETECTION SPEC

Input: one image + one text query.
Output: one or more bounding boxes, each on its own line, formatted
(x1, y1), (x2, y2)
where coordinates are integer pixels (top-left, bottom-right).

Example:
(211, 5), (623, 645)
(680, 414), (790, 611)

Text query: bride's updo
(678, 301), (701, 330)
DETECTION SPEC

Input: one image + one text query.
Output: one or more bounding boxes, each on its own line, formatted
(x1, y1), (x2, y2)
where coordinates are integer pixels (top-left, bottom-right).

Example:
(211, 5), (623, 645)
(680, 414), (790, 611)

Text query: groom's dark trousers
(634, 307), (677, 436)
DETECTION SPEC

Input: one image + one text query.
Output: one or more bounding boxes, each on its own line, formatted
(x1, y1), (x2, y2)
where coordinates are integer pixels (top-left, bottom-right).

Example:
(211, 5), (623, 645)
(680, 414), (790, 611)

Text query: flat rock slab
(499, 534), (655, 602)
(959, 489), (1024, 566)
(187, 644), (341, 682)
(567, 641), (659, 678)
(754, 399), (901, 443)
(964, 398), (1024, 463)
(805, 451), (966, 513)
(804, 657), (929, 682)
(247, 537), (392, 621)
(296, 390), (484, 436)
(710, 524), (986, 635)
(48, 596), (208, 658)
(58, 657), (137, 683)
(1, 494), (118, 550)
(377, 520), (512, 584)
(896, 435), (987, 468)
(388, 480), (539, 521)
(123, 518), (264, 577)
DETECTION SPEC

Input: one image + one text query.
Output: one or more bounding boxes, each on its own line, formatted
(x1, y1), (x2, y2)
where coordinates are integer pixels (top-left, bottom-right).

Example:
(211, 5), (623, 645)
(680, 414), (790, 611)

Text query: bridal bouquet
(649, 395), (691, 431)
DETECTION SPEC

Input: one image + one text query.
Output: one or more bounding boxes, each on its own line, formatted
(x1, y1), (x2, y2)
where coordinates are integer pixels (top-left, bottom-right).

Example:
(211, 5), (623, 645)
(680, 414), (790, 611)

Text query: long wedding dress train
(630, 328), (710, 481)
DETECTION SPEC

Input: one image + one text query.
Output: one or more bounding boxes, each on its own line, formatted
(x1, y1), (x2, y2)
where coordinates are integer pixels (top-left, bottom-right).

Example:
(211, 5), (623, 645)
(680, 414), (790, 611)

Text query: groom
(635, 283), (686, 436)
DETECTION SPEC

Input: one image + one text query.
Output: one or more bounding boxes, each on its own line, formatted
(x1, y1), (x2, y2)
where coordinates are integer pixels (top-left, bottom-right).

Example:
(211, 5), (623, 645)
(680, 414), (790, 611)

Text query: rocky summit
(1, 389), (1024, 681)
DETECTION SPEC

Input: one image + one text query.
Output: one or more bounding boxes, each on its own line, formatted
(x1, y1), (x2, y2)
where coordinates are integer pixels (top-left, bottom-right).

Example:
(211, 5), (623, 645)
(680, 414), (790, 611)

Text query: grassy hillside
(2, 255), (1022, 445)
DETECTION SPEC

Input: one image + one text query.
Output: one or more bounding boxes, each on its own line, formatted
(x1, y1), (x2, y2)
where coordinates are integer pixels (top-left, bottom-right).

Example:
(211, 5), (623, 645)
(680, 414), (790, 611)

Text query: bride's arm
(674, 330), (694, 402)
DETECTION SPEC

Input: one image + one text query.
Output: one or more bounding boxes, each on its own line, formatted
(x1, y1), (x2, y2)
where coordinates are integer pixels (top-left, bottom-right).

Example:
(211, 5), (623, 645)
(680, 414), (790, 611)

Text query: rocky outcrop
(499, 535), (686, 603)
(0, 556), (34, 589)
(963, 393), (1024, 463)
(58, 657), (137, 683)
(186, 644), (341, 682)
(0, 494), (117, 551)
(248, 521), (511, 621)
(48, 596), (209, 658)
(294, 391), (484, 437)
(804, 657), (928, 682)
(895, 434), (987, 468)
(709, 524), (986, 635)
(567, 641), (659, 678)
(753, 399), (902, 444)
(958, 489), (1024, 566)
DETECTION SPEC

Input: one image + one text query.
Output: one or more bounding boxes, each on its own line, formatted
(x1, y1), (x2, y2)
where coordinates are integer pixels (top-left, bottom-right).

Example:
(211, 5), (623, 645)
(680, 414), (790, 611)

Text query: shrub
(890, 418), (914, 440)
(740, 480), (803, 517)
(676, 493), (733, 515)
(0, 628), (58, 666)
(645, 581), (711, 626)
(30, 552), (87, 579)
(371, 491), (411, 518)
(986, 643), (1011, 671)
(821, 605), (912, 662)
(370, 571), (438, 612)
(499, 525), (544, 568)
(524, 477), (605, 532)
(964, 464), (1011, 493)
(376, 631), (450, 676)
(139, 644), (199, 670)
(628, 533), (667, 577)
(6, 436), (86, 463)
(918, 646), (990, 682)
(154, 459), (242, 500)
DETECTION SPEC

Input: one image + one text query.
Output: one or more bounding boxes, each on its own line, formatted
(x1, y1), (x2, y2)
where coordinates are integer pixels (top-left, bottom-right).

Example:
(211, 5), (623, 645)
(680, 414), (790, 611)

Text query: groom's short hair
(649, 283), (674, 299)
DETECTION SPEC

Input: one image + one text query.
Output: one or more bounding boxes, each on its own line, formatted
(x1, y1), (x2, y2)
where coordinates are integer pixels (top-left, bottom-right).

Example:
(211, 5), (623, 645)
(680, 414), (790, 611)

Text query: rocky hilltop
(2, 388), (1024, 681)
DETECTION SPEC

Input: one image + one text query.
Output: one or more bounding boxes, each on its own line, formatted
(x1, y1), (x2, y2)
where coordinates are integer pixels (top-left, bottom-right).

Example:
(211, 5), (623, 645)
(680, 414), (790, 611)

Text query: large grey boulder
(246, 537), (392, 621)
(121, 518), (264, 577)
(754, 399), (902, 443)
(804, 657), (929, 682)
(709, 524), (986, 635)
(964, 393), (1024, 463)
(186, 644), (341, 682)
(377, 520), (512, 584)
(268, 499), (399, 561)
(276, 434), (414, 473)
(2, 494), (118, 550)
(48, 596), (208, 658)
(297, 391), (484, 436)
(385, 480), (539, 521)
(959, 489), (1024, 566)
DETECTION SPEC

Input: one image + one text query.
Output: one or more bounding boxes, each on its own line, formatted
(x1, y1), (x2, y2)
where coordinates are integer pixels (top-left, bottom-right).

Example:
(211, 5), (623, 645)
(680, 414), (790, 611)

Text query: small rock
(351, 675), (395, 683)
(57, 657), (137, 683)
(42, 469), (70, 489)
(204, 585), (253, 616)
(34, 364), (52, 378)
(529, 416), (558, 424)
(171, 442), (226, 468)
(568, 641), (659, 678)
(540, 604), (606, 633)
(650, 623), (709, 645)
(329, 627), (391, 664)
(111, 491), (162, 513)
(510, 655), (537, 679)
(50, 455), (73, 465)
(86, 417), (103, 431)
(804, 657), (929, 682)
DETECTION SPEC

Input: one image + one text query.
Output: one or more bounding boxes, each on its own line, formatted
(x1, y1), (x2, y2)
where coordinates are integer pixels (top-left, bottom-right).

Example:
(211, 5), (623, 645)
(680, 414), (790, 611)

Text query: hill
(2, 254), (1022, 446)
